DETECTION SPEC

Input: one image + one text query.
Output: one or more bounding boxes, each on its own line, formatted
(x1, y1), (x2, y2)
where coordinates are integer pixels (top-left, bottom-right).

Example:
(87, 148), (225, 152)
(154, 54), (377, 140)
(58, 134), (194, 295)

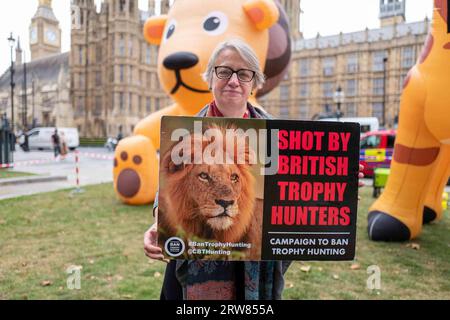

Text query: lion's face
(182, 163), (246, 231)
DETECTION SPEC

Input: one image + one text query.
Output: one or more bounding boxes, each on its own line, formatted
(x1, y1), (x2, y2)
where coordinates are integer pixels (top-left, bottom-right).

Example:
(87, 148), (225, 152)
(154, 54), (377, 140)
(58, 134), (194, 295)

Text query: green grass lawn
(0, 184), (448, 300)
(0, 170), (36, 180)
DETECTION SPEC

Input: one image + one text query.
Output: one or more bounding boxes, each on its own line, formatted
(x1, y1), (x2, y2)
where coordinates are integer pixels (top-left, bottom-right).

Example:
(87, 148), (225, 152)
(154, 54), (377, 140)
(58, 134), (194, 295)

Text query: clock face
(30, 27), (37, 44)
(45, 29), (57, 44)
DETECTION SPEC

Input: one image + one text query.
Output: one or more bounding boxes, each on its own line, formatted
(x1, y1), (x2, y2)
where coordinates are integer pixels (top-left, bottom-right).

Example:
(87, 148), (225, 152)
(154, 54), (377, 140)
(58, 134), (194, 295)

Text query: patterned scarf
(206, 100), (250, 118)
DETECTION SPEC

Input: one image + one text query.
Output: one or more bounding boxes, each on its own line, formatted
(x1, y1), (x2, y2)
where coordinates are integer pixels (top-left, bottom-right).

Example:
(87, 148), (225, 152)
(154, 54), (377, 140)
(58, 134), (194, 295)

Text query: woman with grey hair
(198, 38), (269, 118)
(144, 38), (291, 300)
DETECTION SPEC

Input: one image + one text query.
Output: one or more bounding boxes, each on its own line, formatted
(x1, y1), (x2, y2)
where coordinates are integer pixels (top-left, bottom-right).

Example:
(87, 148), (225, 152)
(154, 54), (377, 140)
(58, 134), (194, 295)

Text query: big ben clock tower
(30, 0), (62, 61)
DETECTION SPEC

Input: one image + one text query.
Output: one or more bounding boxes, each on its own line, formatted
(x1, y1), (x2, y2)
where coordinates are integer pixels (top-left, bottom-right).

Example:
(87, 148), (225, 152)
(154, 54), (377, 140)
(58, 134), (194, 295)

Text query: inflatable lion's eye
(164, 19), (177, 42)
(202, 11), (228, 36)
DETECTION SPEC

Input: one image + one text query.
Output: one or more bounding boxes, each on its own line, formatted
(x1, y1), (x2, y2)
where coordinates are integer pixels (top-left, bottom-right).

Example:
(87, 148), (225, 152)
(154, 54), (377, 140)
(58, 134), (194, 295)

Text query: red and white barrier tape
(79, 152), (114, 161)
(0, 152), (114, 169)
(75, 150), (80, 189)
(0, 158), (53, 168)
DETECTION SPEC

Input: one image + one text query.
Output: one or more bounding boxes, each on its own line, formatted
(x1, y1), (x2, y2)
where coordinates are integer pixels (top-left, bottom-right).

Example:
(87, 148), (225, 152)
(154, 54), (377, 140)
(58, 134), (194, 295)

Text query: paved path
(0, 147), (114, 200)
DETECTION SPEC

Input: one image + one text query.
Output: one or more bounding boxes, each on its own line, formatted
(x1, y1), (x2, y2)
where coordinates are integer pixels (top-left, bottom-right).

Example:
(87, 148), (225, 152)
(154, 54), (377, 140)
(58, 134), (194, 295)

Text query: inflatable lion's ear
(242, 0), (279, 30)
(257, 0), (292, 97)
(143, 15), (168, 45)
(144, 0), (279, 46)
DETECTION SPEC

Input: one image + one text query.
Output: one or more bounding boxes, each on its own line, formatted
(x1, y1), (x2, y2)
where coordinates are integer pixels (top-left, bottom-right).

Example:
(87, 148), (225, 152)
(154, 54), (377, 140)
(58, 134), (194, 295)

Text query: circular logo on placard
(164, 237), (185, 257)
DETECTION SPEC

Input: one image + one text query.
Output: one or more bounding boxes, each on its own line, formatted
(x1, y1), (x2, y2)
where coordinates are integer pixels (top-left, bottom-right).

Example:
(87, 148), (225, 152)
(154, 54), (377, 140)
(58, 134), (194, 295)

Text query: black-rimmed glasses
(214, 66), (256, 82)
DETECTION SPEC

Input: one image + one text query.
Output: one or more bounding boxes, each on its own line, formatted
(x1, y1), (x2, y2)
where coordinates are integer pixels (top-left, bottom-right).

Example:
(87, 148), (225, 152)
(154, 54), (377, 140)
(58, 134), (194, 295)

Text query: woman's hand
(359, 164), (365, 187)
(358, 164), (365, 201)
(143, 208), (167, 262)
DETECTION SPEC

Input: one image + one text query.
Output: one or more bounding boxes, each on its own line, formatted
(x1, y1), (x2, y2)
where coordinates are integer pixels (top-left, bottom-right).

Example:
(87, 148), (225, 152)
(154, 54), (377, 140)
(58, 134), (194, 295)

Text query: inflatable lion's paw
(113, 135), (159, 204)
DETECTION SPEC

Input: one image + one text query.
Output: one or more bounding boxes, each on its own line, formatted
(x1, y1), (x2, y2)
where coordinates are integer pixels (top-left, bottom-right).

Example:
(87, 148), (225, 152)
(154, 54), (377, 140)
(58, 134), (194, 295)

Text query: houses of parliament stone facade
(70, 0), (171, 137)
(263, 0), (429, 128)
(0, 0), (430, 137)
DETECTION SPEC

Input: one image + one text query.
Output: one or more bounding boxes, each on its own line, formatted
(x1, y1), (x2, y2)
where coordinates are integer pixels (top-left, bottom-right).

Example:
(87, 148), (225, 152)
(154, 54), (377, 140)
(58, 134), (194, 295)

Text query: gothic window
(372, 102), (383, 120)
(110, 66), (115, 82)
(373, 78), (385, 95)
(129, 38), (133, 57)
(401, 46), (415, 69)
(147, 72), (151, 87)
(96, 45), (102, 63)
(77, 97), (84, 116)
(119, 0), (126, 12)
(322, 57), (335, 76)
(146, 45), (151, 64)
(129, 66), (133, 83)
(372, 51), (387, 72)
(346, 103), (357, 117)
(322, 82), (334, 98)
(96, 71), (102, 86)
(119, 92), (124, 111)
(299, 103), (309, 119)
(79, 73), (85, 88)
(129, 0), (135, 13)
(129, 93), (133, 112)
(111, 34), (115, 55)
(280, 85), (289, 100)
(299, 59), (309, 77)
(95, 96), (102, 116)
(79, 46), (83, 64)
(138, 95), (142, 113)
(280, 105), (289, 118)
(299, 83), (309, 98)
(120, 65), (124, 83)
(119, 34), (125, 56)
(346, 79), (357, 97)
(80, 9), (84, 26)
(146, 97), (151, 112)
(347, 54), (358, 73)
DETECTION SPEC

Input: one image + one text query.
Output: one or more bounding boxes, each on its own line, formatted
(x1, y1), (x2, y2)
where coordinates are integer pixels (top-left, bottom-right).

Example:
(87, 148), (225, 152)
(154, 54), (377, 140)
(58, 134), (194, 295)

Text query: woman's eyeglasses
(214, 66), (255, 82)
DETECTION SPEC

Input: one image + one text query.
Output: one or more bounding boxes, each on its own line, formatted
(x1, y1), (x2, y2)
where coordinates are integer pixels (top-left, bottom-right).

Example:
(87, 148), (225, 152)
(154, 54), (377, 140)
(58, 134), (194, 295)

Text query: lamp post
(32, 79), (36, 128)
(333, 86), (345, 121)
(382, 57), (388, 127)
(23, 52), (28, 130)
(8, 32), (15, 153)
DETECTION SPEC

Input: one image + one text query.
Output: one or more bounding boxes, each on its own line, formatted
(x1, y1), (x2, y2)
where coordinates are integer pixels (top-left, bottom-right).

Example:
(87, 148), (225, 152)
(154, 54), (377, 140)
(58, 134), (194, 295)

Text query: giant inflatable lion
(368, 0), (450, 241)
(113, 0), (291, 204)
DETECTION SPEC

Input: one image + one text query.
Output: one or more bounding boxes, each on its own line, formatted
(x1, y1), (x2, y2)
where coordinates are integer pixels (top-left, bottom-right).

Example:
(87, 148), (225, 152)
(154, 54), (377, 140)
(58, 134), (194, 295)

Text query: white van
(318, 117), (379, 135)
(27, 127), (80, 150)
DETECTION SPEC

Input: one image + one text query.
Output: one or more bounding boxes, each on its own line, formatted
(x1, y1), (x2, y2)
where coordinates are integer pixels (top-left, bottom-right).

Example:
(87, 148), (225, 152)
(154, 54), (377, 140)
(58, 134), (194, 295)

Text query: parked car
(360, 129), (396, 177)
(26, 127), (80, 151)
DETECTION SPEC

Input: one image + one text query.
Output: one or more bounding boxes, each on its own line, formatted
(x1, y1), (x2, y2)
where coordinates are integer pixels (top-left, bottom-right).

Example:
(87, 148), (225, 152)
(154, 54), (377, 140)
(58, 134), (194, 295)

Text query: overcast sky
(0, 0), (434, 74)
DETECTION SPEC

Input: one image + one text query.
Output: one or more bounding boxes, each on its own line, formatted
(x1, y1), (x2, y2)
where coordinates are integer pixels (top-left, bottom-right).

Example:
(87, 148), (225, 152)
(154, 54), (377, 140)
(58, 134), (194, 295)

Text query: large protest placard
(158, 116), (360, 261)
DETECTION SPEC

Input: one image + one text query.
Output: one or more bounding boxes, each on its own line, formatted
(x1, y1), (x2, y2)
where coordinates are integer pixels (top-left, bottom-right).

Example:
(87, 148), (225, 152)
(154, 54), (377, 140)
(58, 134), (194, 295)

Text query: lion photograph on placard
(158, 123), (263, 260)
